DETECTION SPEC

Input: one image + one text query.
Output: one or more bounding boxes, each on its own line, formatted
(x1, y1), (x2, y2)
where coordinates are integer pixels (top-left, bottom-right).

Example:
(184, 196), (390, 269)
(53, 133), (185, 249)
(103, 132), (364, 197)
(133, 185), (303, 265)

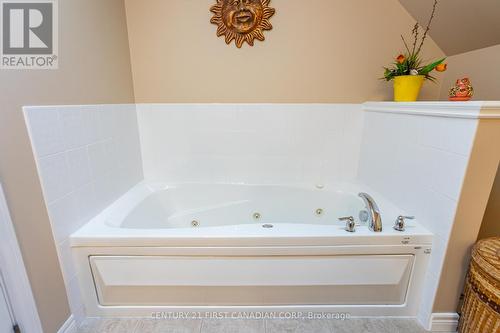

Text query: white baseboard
(58, 315), (77, 333)
(430, 313), (459, 332)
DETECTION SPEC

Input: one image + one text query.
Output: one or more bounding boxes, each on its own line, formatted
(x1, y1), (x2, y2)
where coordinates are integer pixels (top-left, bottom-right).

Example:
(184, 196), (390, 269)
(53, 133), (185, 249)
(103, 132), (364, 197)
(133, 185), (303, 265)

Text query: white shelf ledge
(363, 101), (500, 119)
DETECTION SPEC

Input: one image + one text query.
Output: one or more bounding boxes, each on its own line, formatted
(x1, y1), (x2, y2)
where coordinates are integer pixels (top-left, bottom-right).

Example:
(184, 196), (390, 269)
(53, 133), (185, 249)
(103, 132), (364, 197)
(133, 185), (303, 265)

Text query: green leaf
(382, 67), (396, 81)
(419, 57), (446, 75)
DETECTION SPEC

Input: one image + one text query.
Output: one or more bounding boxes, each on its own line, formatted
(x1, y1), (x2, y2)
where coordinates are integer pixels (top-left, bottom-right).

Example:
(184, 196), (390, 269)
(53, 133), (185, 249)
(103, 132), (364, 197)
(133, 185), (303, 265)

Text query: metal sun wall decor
(210, 0), (276, 48)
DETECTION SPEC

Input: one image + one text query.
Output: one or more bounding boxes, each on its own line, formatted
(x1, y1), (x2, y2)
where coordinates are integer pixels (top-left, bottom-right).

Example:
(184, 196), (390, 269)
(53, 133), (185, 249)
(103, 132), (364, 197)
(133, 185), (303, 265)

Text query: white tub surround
(23, 104), (143, 322)
(360, 101), (500, 330)
(136, 104), (363, 185)
(23, 102), (500, 329)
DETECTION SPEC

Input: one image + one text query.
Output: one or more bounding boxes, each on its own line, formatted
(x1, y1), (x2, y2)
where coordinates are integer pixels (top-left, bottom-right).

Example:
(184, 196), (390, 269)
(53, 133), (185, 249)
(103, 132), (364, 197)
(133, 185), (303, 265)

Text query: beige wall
(124, 0), (445, 103)
(478, 165), (500, 239)
(399, 0), (500, 55)
(440, 44), (500, 100)
(0, 0), (134, 332)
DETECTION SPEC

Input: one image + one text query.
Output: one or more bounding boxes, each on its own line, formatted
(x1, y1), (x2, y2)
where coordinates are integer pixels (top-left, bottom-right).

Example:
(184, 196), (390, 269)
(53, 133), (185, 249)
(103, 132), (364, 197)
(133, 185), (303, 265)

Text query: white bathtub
(71, 182), (433, 318)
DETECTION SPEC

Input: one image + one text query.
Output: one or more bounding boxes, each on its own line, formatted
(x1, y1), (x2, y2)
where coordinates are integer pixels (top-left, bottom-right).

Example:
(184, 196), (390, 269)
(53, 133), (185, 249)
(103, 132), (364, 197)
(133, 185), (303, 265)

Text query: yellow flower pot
(393, 75), (425, 102)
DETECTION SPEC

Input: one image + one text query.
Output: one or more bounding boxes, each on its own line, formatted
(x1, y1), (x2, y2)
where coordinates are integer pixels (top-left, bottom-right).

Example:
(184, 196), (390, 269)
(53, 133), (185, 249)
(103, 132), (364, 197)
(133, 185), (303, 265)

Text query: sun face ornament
(210, 0), (276, 48)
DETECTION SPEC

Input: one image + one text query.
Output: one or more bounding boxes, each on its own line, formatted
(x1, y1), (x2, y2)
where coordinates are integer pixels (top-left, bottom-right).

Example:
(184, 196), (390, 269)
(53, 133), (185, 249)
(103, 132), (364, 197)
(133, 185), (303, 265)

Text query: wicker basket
(458, 237), (500, 333)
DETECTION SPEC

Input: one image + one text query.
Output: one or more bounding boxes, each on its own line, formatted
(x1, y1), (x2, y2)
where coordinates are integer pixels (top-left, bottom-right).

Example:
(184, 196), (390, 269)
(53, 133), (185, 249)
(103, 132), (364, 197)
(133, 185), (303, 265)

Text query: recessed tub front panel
(90, 254), (414, 306)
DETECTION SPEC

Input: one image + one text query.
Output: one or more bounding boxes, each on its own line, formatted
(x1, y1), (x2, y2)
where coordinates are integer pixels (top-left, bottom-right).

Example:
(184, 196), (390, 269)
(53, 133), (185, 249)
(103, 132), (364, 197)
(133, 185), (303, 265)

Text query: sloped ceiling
(399, 0), (500, 55)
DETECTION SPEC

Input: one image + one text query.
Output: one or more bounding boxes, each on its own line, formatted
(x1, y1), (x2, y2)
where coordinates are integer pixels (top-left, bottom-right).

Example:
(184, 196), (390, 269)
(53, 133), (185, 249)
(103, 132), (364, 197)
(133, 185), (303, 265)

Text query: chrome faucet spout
(358, 192), (382, 232)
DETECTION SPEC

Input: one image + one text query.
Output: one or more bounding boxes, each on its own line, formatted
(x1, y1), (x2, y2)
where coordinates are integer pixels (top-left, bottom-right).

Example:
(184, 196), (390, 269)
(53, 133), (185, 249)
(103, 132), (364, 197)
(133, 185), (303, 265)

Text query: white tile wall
(24, 101), (493, 328)
(24, 104), (143, 322)
(357, 107), (479, 328)
(137, 104), (364, 185)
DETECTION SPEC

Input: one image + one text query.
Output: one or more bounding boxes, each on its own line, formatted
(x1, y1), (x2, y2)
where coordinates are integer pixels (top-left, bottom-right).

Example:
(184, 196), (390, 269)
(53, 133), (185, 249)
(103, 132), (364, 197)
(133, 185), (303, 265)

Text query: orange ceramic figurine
(449, 78), (474, 101)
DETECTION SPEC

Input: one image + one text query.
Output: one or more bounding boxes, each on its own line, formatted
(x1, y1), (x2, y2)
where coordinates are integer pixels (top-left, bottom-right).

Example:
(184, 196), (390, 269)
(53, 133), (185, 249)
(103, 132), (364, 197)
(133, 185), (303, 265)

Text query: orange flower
(396, 54), (406, 64)
(435, 63), (447, 72)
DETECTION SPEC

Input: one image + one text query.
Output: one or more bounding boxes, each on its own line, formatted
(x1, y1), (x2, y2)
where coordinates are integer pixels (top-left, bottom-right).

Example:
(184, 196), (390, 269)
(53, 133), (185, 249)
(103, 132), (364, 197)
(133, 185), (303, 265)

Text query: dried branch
(416, 0), (438, 55)
(411, 23), (419, 55)
(401, 35), (411, 54)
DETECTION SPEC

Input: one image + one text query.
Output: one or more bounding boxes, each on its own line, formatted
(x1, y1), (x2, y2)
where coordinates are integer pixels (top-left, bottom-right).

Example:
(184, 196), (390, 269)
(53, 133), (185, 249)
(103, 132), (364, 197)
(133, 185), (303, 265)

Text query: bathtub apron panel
(90, 255), (414, 306)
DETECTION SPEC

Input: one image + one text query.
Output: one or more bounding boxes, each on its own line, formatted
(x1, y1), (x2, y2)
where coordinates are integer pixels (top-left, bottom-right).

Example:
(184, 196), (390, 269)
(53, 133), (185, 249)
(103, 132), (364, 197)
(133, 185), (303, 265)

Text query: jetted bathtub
(71, 182), (433, 318)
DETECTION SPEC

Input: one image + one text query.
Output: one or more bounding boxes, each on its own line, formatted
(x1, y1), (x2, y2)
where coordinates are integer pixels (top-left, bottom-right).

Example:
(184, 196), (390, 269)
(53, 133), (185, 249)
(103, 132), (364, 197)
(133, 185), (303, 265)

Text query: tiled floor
(78, 317), (436, 333)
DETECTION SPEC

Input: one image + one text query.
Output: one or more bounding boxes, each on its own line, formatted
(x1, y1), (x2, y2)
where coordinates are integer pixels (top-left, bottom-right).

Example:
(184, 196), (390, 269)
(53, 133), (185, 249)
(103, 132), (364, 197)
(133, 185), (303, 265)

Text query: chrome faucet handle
(358, 192), (382, 232)
(393, 215), (415, 232)
(339, 216), (356, 233)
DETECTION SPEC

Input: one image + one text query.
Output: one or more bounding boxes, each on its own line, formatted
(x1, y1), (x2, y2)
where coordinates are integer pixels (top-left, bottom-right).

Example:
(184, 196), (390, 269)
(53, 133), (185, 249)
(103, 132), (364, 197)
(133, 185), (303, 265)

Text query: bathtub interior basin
(118, 183), (364, 229)
(71, 181), (433, 247)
